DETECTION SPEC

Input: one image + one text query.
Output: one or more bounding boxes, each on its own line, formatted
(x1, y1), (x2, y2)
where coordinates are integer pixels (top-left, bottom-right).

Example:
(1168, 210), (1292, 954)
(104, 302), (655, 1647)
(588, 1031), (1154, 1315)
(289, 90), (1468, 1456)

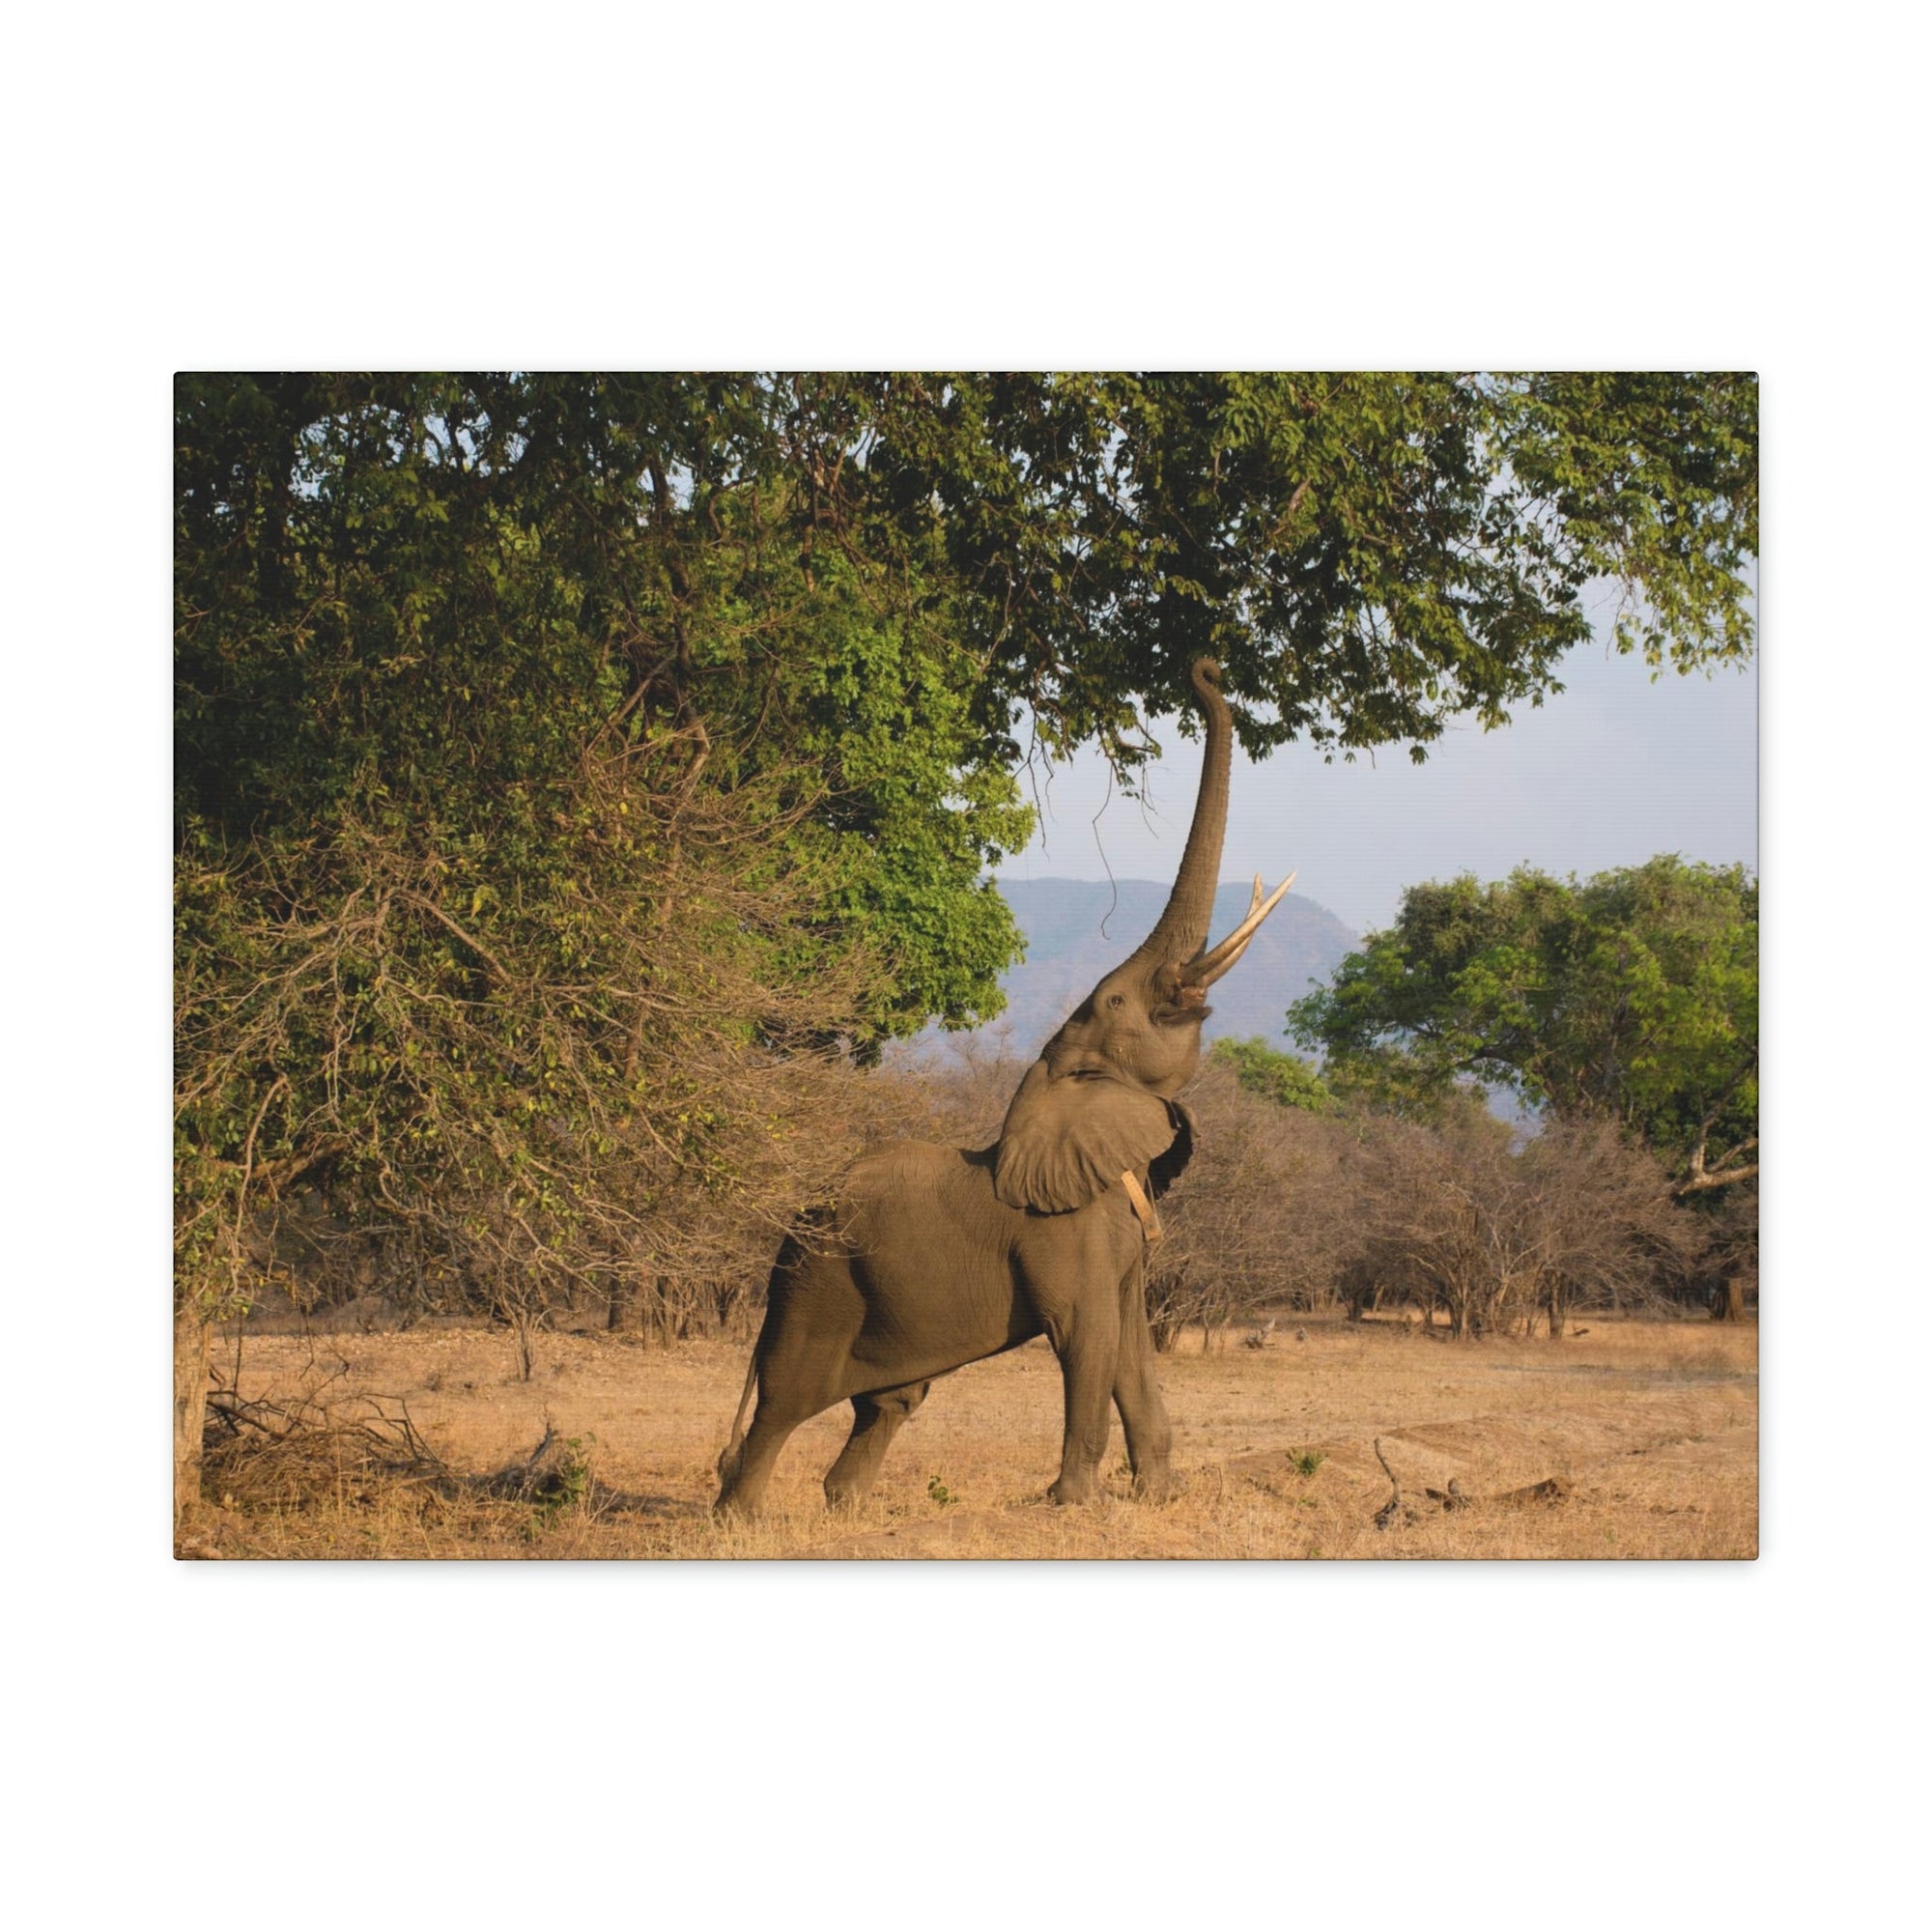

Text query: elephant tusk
(1207, 928), (1259, 980)
(1211, 878), (1265, 978)
(1185, 871), (1294, 984)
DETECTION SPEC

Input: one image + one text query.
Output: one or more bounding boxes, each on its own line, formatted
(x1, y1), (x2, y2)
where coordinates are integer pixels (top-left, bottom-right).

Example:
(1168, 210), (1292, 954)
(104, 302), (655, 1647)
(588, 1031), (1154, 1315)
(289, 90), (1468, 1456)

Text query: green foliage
(926, 1475), (958, 1507)
(1289, 1449), (1326, 1479)
(1209, 1037), (1334, 1113)
(1492, 373), (1759, 671)
(839, 372), (1756, 771)
(1291, 858), (1757, 1183)
(176, 373), (1757, 1324)
(175, 375), (1030, 1040)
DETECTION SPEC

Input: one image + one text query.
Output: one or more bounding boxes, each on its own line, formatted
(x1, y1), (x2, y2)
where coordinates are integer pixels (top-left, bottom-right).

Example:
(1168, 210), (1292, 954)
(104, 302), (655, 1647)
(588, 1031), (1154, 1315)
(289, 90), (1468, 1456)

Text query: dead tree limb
(1373, 1437), (1402, 1530)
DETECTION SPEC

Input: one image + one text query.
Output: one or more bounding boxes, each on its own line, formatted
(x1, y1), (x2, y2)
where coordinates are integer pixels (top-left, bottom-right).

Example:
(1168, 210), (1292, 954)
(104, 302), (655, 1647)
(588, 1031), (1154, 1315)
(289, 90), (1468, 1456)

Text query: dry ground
(184, 1313), (1757, 1560)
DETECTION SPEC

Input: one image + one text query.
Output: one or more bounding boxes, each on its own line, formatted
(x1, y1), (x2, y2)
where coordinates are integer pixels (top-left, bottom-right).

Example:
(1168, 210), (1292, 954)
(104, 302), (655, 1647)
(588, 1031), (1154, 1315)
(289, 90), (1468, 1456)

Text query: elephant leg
(715, 1242), (869, 1517)
(823, 1380), (931, 1509)
(1112, 1268), (1175, 1500)
(714, 1398), (817, 1517)
(1046, 1293), (1122, 1506)
(716, 1341), (851, 1517)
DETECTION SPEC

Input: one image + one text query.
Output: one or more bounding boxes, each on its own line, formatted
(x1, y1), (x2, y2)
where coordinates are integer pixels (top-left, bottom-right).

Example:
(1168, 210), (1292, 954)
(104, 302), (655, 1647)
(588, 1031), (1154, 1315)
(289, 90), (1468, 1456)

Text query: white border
(7, 5), (1919, 1921)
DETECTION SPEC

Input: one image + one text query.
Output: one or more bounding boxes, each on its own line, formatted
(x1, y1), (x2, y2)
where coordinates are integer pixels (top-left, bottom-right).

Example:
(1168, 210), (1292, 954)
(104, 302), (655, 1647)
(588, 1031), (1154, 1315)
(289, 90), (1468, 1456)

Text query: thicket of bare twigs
(1146, 1070), (1734, 1350)
(180, 754), (957, 1368)
(200, 1356), (445, 1511)
(1142, 1057), (1356, 1350)
(220, 1017), (1744, 1364)
(1335, 1111), (1705, 1340)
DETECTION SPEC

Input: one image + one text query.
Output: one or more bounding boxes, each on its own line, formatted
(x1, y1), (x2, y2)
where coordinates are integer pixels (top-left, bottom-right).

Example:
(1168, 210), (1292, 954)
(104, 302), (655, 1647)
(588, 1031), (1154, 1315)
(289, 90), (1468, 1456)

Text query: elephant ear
(1148, 1096), (1197, 1200)
(993, 1060), (1183, 1214)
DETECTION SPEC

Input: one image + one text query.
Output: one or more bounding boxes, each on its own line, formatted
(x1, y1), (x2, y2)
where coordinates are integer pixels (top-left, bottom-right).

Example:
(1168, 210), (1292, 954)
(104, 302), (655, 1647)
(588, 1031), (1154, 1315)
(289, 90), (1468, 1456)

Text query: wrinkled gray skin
(714, 659), (1292, 1514)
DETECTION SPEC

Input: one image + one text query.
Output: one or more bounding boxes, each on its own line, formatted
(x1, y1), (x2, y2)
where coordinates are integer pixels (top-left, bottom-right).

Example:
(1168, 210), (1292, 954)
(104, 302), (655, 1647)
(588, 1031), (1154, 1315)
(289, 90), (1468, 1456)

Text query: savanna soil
(185, 1314), (1757, 1560)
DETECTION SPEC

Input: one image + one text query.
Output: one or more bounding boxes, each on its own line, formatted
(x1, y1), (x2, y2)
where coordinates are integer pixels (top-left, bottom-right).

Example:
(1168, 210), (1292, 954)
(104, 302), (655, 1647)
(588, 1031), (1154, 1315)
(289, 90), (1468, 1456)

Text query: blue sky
(997, 611), (1758, 940)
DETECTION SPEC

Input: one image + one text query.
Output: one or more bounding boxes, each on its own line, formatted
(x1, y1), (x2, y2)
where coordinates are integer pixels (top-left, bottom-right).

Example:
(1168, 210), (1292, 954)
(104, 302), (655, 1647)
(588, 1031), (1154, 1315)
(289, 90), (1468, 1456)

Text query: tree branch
(397, 891), (514, 983)
(1675, 1136), (1758, 1197)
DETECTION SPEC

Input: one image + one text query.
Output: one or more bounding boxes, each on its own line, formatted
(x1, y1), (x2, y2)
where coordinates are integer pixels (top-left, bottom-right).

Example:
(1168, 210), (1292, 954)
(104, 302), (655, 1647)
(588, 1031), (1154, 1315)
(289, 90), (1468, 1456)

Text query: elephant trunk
(1134, 658), (1234, 967)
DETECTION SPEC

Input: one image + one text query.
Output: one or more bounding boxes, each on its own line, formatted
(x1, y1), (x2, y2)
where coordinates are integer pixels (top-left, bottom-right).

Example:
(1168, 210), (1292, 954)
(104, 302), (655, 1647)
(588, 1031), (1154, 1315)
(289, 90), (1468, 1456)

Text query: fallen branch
(201, 1382), (445, 1509)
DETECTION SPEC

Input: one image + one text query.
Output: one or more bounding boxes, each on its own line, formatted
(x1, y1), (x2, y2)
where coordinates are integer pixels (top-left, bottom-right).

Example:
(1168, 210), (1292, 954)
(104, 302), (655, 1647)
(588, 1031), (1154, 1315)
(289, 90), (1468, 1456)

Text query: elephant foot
(714, 1479), (772, 1520)
(1131, 1467), (1179, 1503)
(1047, 1473), (1097, 1507)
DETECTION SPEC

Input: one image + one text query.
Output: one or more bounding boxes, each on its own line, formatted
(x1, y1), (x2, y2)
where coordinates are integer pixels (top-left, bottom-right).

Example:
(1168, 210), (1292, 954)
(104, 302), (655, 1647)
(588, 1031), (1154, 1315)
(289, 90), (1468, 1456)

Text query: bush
(179, 762), (954, 1349)
(1133, 1062), (1716, 1349)
(1339, 1111), (1704, 1338)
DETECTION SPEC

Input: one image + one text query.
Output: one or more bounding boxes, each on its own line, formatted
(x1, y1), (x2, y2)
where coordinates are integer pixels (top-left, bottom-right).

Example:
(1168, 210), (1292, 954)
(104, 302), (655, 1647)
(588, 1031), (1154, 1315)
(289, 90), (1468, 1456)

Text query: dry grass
(180, 1313), (1757, 1560)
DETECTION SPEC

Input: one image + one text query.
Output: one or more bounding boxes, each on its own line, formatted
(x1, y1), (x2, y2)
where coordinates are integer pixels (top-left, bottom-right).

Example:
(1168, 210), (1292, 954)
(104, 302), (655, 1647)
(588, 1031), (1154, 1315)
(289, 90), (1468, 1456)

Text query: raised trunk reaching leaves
(1130, 659), (1234, 968)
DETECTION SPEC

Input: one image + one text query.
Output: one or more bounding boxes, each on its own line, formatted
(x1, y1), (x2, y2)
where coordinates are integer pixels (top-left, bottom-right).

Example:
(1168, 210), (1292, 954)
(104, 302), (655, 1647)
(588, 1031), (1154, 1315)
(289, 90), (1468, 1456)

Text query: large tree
(174, 372), (1757, 1519)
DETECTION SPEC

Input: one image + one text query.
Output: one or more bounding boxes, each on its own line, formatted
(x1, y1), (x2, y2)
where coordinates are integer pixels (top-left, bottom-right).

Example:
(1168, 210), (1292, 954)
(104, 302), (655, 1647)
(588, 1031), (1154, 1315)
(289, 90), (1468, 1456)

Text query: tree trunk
(1712, 1275), (1748, 1322)
(607, 1276), (638, 1332)
(173, 1303), (213, 1533)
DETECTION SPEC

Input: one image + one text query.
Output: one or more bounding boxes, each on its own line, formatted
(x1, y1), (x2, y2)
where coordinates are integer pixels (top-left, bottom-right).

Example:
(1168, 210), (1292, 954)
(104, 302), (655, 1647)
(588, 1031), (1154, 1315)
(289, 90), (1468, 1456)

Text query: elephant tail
(715, 1353), (760, 1490)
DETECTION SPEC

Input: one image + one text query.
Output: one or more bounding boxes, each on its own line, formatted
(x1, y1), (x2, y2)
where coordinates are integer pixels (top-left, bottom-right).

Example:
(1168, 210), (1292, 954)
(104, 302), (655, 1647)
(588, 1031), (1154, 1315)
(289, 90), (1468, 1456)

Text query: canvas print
(174, 373), (1757, 1558)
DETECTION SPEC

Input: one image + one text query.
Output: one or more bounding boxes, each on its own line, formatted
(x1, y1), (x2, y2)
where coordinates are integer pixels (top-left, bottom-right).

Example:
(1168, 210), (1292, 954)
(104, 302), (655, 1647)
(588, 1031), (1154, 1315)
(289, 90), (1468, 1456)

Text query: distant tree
(1290, 857), (1758, 1198)
(1208, 1037), (1334, 1113)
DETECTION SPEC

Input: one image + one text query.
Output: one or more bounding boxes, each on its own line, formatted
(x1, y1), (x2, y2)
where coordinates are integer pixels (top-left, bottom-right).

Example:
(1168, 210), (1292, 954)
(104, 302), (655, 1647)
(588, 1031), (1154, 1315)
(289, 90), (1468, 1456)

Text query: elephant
(714, 657), (1293, 1515)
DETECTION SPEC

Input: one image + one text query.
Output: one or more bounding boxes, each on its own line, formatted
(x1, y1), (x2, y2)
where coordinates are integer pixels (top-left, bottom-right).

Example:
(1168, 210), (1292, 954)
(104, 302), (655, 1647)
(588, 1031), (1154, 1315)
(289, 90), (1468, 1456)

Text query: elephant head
(993, 657), (1293, 1214)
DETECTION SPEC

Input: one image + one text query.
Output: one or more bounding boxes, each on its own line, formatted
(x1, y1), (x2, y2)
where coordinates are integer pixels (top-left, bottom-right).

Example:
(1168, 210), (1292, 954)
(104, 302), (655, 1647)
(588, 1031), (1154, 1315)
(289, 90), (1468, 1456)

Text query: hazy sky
(996, 611), (1758, 940)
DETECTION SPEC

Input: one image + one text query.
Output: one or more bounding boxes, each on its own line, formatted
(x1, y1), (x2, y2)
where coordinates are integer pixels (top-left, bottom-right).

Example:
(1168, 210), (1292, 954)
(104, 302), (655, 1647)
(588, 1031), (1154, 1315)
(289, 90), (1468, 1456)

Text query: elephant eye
(1108, 993), (1125, 1009)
